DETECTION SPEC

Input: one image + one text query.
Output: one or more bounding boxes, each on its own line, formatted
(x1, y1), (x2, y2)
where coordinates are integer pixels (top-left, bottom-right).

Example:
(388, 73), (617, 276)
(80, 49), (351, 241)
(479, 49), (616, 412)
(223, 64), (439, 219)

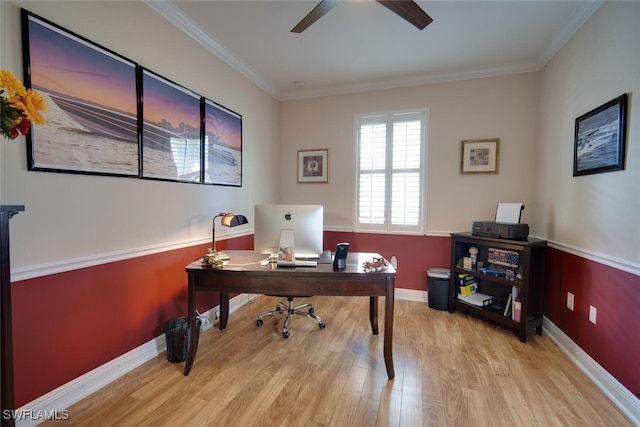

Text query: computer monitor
(254, 204), (323, 258)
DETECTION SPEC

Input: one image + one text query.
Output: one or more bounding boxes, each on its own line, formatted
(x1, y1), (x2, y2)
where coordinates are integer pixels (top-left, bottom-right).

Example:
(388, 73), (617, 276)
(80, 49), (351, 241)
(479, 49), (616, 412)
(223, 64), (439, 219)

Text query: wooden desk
(184, 251), (396, 379)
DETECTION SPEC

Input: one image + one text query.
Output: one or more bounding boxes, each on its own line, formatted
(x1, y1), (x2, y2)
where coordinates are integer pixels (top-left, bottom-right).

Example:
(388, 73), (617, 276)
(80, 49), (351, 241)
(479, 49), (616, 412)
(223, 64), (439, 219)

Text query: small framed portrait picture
(298, 149), (328, 183)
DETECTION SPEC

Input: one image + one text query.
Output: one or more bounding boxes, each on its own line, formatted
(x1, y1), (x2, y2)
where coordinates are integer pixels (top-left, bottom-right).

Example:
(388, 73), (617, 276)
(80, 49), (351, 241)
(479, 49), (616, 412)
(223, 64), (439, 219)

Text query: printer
(472, 203), (529, 240)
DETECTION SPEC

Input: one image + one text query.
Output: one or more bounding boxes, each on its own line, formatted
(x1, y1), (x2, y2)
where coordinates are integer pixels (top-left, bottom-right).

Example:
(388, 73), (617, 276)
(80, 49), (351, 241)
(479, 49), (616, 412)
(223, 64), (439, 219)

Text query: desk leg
(384, 277), (395, 380)
(219, 293), (229, 330)
(369, 296), (379, 335)
(184, 273), (197, 376)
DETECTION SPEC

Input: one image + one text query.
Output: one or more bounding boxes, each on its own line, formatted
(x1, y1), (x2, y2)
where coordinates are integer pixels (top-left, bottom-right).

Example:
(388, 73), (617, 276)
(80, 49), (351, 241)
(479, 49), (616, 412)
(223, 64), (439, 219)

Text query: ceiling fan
(291, 0), (433, 33)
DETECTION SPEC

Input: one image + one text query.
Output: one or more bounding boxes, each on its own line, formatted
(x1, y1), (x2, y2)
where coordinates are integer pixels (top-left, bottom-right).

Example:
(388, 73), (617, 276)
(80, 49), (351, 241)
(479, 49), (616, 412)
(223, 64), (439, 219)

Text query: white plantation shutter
(358, 122), (386, 225)
(355, 109), (426, 234)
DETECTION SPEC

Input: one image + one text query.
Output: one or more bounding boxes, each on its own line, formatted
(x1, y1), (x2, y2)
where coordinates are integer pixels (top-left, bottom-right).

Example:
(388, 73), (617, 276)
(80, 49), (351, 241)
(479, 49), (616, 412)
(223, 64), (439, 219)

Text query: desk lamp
(211, 213), (248, 260)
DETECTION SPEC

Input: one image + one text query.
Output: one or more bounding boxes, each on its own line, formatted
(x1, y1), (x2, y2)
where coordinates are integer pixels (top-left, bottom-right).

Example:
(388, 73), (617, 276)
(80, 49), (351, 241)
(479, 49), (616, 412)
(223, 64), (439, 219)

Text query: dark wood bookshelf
(449, 232), (547, 343)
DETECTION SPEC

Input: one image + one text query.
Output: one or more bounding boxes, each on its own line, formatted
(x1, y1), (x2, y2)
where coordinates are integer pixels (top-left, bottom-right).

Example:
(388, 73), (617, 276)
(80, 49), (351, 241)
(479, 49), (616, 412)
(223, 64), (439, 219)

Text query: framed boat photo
(573, 94), (627, 176)
(203, 99), (242, 186)
(140, 68), (202, 183)
(22, 10), (140, 177)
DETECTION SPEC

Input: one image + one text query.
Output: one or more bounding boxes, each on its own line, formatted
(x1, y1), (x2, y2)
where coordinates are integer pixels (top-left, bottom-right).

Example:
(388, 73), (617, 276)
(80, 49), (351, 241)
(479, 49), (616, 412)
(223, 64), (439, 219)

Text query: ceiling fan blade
(376, 0), (433, 30)
(291, 0), (342, 33)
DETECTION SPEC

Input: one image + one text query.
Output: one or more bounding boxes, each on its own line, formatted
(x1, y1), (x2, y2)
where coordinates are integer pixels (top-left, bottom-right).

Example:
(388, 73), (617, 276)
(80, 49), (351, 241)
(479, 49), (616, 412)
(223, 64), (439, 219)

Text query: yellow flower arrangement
(0, 70), (48, 140)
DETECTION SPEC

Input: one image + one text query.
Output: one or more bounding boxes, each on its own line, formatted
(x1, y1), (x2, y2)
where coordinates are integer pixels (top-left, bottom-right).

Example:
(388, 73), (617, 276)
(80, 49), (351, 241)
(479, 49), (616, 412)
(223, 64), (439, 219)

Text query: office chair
(256, 296), (325, 338)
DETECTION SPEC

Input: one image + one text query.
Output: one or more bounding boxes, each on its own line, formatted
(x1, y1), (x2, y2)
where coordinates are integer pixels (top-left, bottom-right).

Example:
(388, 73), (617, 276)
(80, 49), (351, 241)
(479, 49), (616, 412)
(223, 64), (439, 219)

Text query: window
(355, 109), (427, 234)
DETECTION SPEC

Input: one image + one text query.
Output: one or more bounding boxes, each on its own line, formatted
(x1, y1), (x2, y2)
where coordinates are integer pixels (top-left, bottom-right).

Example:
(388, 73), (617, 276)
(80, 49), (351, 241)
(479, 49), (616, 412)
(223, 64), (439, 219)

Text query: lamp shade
(220, 213), (248, 227)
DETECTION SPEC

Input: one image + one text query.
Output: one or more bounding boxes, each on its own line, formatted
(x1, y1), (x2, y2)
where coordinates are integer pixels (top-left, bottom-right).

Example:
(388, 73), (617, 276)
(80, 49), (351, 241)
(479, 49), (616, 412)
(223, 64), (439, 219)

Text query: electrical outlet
(589, 305), (597, 324)
(567, 292), (574, 311)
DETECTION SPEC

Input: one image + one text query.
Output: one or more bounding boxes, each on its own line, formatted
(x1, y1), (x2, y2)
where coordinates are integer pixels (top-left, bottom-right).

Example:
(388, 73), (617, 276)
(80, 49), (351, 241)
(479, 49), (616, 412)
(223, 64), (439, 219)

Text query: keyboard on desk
(276, 259), (318, 268)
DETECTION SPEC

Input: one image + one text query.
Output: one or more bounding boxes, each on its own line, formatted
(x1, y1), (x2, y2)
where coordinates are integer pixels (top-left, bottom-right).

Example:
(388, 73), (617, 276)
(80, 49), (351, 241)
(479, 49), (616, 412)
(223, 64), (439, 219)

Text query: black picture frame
(140, 68), (202, 183)
(21, 9), (140, 177)
(203, 99), (242, 186)
(21, 9), (244, 187)
(573, 94), (627, 176)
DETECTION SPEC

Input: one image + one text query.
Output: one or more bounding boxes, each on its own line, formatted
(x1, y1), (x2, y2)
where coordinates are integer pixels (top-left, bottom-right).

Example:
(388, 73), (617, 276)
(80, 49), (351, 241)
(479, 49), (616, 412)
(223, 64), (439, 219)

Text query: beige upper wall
(279, 73), (540, 235)
(0, 1), (279, 270)
(536, 1), (639, 266)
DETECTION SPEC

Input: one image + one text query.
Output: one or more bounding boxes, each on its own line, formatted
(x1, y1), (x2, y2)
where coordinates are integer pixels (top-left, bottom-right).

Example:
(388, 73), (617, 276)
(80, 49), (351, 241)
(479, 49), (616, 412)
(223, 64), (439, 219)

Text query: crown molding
(536, 0), (604, 68)
(143, 0), (279, 99)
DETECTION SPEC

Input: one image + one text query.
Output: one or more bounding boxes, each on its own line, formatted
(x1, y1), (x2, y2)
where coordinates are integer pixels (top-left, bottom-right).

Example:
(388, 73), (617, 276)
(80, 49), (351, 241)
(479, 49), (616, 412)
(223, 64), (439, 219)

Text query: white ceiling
(145, 0), (603, 101)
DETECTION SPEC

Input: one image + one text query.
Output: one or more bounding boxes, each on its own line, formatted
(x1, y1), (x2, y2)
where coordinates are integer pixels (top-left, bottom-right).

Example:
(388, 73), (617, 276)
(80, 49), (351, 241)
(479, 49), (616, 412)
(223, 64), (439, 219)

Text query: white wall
(279, 73), (540, 234)
(0, 1), (279, 270)
(536, 1), (640, 266)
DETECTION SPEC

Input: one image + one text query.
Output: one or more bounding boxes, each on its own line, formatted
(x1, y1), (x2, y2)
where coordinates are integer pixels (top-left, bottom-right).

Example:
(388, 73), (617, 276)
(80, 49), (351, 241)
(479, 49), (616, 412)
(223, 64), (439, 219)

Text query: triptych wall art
(21, 9), (242, 186)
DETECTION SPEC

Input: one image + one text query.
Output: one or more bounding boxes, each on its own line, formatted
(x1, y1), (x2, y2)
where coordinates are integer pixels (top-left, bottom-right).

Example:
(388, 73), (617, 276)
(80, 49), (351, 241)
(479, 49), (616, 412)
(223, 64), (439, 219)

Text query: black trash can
(165, 317), (201, 363)
(427, 268), (450, 311)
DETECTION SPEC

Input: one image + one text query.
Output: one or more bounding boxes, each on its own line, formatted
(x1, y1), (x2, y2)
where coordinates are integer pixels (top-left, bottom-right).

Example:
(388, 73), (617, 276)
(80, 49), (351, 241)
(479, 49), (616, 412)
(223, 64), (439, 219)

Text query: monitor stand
(277, 229), (330, 263)
(278, 229), (296, 261)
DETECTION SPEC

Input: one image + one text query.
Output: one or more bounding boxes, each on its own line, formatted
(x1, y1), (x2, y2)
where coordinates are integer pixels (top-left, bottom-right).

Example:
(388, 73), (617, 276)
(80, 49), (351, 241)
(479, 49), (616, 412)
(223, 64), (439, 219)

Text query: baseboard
(543, 316), (640, 425)
(395, 288), (428, 303)
(14, 294), (252, 427)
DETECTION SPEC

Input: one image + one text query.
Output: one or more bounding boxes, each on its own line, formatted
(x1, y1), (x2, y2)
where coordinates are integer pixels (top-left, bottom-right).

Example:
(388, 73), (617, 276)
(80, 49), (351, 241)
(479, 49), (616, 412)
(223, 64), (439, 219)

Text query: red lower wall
(10, 232), (639, 406)
(543, 247), (640, 397)
(323, 231), (451, 291)
(10, 235), (251, 407)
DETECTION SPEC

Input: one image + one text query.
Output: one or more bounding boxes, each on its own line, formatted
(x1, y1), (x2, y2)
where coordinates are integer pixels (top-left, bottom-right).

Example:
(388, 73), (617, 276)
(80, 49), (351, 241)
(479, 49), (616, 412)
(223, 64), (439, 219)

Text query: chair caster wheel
(319, 322), (326, 329)
(282, 331), (290, 339)
(308, 307), (315, 315)
(256, 319), (263, 327)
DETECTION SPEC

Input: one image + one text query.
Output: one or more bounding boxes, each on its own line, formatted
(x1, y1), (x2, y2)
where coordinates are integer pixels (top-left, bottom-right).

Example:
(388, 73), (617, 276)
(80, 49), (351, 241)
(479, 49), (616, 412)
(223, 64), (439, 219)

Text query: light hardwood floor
(43, 296), (632, 426)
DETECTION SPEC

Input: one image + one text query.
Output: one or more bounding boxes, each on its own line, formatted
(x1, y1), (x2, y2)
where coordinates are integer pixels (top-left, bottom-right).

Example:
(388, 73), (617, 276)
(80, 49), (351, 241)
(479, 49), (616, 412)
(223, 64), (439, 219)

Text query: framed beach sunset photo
(203, 99), (242, 186)
(140, 68), (202, 183)
(22, 10), (139, 177)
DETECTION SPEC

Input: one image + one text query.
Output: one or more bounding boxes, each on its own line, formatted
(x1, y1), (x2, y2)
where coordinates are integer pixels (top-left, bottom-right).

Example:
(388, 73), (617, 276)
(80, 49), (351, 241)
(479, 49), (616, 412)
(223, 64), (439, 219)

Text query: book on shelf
(457, 273), (477, 296)
(458, 273), (476, 285)
(503, 292), (512, 316)
(460, 282), (477, 296)
(511, 286), (520, 321)
(513, 299), (522, 322)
